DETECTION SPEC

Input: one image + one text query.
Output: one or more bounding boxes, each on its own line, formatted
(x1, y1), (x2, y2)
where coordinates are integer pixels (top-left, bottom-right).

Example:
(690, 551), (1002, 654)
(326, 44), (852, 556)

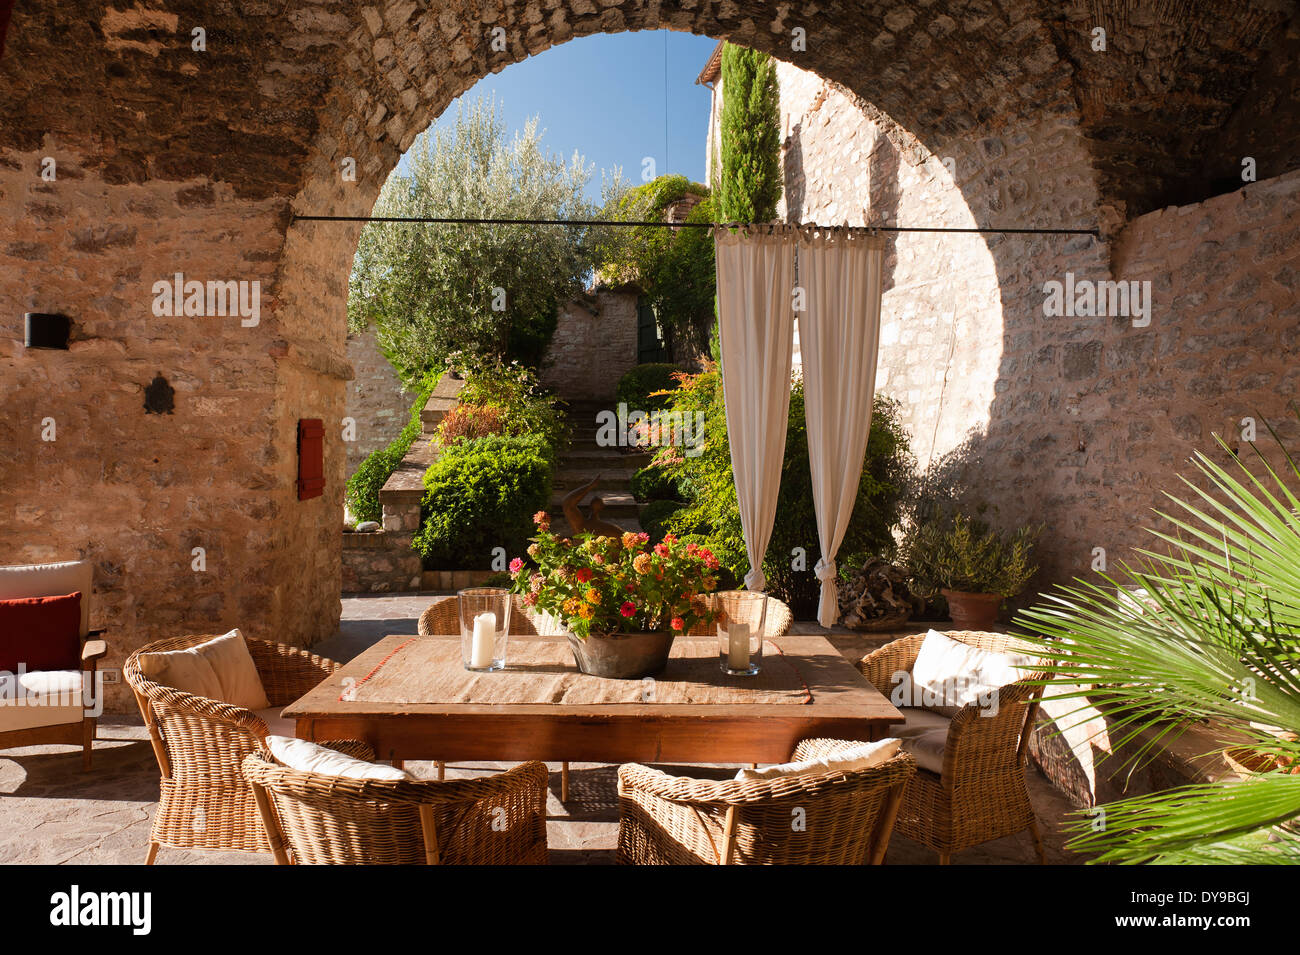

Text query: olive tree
(348, 95), (595, 383)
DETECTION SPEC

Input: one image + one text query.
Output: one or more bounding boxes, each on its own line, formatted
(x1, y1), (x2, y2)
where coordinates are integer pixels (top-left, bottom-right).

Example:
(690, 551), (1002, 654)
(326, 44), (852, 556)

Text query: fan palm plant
(1015, 418), (1300, 864)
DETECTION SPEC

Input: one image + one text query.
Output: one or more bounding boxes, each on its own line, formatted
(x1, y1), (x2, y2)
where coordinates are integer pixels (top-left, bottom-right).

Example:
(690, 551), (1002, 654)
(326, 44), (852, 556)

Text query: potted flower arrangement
(901, 512), (1040, 630)
(509, 512), (720, 678)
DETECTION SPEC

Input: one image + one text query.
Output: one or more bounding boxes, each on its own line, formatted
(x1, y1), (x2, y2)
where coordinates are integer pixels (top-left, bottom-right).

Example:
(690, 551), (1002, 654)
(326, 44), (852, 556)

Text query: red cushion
(0, 592), (82, 672)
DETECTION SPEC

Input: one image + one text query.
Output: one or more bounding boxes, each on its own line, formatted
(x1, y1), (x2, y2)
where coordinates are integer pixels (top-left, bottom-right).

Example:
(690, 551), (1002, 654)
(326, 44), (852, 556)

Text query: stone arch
(2, 2), (1296, 705)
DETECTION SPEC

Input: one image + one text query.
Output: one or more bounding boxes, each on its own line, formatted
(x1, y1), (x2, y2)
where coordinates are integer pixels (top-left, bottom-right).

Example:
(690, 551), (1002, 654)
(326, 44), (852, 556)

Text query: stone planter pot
(566, 631), (675, 679)
(941, 589), (1003, 631)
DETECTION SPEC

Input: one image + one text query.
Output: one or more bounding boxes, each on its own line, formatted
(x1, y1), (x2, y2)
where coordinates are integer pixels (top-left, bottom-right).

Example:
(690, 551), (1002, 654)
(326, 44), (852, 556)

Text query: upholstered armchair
(0, 560), (107, 770)
(858, 629), (1047, 864)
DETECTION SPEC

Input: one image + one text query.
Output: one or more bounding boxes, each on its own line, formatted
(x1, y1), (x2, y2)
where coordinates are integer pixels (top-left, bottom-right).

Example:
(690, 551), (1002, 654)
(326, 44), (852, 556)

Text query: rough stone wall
(540, 290), (639, 402)
(740, 61), (1005, 469)
(3, 1), (1297, 713)
(345, 327), (409, 474)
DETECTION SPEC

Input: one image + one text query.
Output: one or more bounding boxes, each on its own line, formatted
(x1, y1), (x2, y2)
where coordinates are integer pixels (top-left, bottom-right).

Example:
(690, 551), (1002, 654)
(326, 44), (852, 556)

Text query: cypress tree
(717, 43), (782, 223)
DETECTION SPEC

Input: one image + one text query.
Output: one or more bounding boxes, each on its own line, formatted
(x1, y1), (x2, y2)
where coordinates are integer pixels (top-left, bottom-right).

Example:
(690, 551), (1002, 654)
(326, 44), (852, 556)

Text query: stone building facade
(540, 288), (640, 401)
(2, 2), (1296, 711)
(344, 326), (411, 474)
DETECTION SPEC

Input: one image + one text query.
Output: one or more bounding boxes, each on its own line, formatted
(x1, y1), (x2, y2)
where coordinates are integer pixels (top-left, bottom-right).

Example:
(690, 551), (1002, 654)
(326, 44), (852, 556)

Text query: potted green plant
(902, 513), (1040, 629)
(509, 512), (720, 678)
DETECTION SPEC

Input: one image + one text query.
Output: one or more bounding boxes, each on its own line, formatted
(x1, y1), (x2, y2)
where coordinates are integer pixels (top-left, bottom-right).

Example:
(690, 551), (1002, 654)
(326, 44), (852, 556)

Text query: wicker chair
(123, 634), (340, 864)
(617, 739), (916, 864)
(242, 746), (549, 864)
(417, 594), (795, 799)
(858, 630), (1047, 864)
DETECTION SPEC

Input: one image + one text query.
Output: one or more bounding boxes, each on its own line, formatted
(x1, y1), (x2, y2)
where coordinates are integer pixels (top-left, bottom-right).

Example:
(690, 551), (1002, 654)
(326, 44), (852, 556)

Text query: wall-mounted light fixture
(24, 312), (71, 350)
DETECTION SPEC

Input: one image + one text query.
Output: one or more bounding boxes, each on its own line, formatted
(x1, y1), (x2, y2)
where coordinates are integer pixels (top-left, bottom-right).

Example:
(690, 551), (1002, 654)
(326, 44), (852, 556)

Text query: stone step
(560, 449), (654, 467)
(552, 468), (637, 489)
(549, 515), (645, 537)
(549, 488), (639, 517)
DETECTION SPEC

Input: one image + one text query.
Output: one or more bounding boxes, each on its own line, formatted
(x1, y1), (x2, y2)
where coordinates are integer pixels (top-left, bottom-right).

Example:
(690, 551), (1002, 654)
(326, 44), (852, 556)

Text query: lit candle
(728, 622), (751, 670)
(471, 611), (496, 668)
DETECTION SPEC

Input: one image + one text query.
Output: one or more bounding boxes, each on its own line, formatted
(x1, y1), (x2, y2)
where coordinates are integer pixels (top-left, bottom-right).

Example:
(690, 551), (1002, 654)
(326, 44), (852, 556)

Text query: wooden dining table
(284, 633), (903, 769)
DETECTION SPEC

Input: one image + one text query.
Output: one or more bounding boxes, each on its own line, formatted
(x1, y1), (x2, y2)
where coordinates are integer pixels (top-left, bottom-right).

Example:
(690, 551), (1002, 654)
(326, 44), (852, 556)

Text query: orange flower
(585, 588), (601, 605)
(632, 553), (652, 575)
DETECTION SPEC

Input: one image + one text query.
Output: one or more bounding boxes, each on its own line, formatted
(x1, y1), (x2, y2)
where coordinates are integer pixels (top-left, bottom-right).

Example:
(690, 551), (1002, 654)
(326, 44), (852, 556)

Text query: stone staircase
(550, 399), (652, 536)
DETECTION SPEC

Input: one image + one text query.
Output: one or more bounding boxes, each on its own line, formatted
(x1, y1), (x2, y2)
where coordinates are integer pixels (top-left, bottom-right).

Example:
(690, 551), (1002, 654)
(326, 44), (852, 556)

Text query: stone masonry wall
(345, 326), (409, 475)
(541, 289), (640, 402)
(4, 2), (1295, 715)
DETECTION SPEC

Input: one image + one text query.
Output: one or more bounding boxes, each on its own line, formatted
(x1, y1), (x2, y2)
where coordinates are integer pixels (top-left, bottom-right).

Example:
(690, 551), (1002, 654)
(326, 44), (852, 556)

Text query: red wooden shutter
(297, 418), (325, 500)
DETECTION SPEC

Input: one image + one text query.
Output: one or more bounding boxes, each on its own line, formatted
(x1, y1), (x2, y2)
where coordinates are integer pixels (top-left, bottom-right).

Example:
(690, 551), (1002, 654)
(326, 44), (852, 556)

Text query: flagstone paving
(0, 594), (1081, 865)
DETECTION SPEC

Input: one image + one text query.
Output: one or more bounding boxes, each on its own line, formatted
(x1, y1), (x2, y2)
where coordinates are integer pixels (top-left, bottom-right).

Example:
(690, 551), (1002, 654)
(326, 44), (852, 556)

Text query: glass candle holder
(458, 588), (511, 672)
(715, 590), (767, 676)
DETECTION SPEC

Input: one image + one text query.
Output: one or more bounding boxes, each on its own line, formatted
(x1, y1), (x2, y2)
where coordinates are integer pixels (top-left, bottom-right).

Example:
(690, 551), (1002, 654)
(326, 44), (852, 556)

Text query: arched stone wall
(2, 2), (1296, 709)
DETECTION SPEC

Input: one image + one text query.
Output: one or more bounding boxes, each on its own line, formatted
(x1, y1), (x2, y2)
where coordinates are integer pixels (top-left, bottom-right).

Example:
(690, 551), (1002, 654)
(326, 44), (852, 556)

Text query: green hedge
(413, 434), (555, 569)
(630, 465), (683, 503)
(344, 386), (431, 524)
(639, 499), (683, 542)
(616, 363), (685, 413)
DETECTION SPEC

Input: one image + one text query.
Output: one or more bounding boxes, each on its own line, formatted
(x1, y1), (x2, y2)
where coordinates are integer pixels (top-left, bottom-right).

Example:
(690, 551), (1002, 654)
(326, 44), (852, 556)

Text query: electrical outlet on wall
(100, 669), (120, 685)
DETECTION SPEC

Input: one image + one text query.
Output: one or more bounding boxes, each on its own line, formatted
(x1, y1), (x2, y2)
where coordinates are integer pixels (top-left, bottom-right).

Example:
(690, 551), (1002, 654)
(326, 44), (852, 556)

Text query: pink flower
(523, 592), (537, 607)
(620, 601), (636, 618)
(636, 533), (650, 545)
(670, 617), (685, 631)
(654, 543), (669, 557)
(508, 557), (524, 574)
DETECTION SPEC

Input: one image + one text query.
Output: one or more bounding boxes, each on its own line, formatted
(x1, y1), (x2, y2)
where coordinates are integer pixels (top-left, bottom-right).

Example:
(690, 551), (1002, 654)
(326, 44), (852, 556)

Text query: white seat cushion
(735, 737), (902, 781)
(0, 669), (86, 731)
(0, 560), (93, 636)
(137, 629), (270, 710)
(893, 708), (951, 775)
(266, 736), (412, 781)
(908, 629), (1033, 712)
(254, 706), (296, 738)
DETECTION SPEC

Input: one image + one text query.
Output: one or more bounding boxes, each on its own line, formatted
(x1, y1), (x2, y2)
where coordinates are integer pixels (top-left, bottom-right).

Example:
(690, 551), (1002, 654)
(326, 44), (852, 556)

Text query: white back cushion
(0, 560), (93, 636)
(137, 629), (270, 710)
(267, 736), (412, 781)
(735, 738), (901, 781)
(910, 629), (1032, 709)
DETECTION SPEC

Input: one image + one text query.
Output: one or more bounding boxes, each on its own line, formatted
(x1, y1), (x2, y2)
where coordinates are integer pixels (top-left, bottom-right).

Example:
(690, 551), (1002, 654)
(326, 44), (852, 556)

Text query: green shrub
(639, 499), (683, 542)
(344, 386), (431, 524)
(902, 513), (1040, 597)
(617, 363), (686, 413)
(653, 364), (914, 617)
(413, 434), (554, 569)
(448, 351), (567, 451)
(630, 465), (683, 503)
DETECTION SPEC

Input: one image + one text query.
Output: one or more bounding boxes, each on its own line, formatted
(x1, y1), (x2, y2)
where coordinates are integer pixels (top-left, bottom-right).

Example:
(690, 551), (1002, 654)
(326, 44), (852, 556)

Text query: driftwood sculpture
(560, 475), (624, 539)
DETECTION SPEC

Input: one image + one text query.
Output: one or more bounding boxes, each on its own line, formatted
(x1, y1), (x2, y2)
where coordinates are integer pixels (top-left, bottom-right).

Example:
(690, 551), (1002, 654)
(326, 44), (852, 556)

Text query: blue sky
(416, 30), (720, 202)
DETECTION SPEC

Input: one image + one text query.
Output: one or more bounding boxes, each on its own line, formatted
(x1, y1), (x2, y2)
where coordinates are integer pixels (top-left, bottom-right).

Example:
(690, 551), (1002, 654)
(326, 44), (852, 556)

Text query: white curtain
(797, 229), (885, 625)
(714, 226), (797, 593)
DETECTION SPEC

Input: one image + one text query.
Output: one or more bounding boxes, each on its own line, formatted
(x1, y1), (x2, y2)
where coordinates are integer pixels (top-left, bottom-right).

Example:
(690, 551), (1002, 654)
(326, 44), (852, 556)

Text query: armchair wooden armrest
(81, 639), (108, 666)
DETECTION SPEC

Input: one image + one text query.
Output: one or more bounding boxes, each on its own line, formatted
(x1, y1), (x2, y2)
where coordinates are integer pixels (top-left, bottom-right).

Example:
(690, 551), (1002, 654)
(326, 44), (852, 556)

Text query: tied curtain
(714, 225), (884, 625)
(797, 229), (885, 625)
(713, 225), (798, 593)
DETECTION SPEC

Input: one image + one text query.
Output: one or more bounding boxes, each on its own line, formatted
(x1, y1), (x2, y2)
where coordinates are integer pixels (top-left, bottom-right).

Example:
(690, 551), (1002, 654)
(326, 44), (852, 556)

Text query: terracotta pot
(567, 631), (674, 679)
(941, 589), (1003, 630)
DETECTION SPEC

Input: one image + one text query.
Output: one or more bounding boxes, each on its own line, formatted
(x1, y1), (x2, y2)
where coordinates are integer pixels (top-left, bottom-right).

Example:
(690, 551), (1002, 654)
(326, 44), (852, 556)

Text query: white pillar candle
(727, 622), (751, 670)
(471, 611), (496, 668)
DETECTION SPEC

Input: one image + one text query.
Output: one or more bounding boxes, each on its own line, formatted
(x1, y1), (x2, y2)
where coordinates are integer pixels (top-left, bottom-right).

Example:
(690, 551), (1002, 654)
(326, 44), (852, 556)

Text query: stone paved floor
(0, 594), (1081, 865)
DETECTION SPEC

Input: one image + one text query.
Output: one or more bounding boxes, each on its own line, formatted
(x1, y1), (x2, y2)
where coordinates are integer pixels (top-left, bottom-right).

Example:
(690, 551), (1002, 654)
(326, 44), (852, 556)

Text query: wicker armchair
(617, 739), (916, 865)
(242, 746), (549, 864)
(124, 634), (339, 864)
(417, 594), (795, 799)
(858, 630), (1046, 864)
